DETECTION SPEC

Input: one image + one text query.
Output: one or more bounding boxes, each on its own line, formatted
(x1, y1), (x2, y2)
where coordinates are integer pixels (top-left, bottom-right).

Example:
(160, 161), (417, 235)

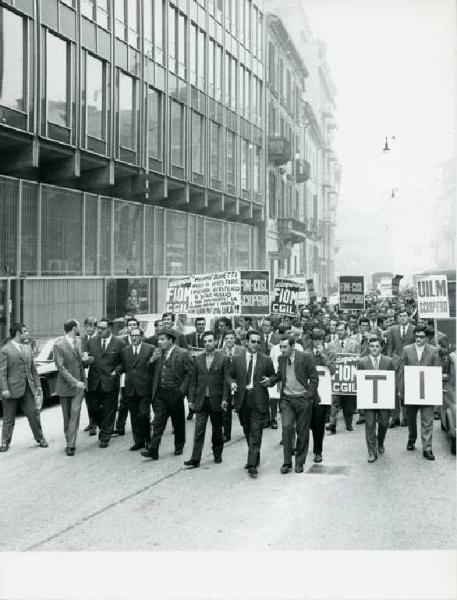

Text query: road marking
(306, 465), (350, 475)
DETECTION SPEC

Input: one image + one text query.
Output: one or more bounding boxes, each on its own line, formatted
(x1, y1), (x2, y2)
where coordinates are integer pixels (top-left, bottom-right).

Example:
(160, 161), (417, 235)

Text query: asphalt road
(0, 401), (455, 552)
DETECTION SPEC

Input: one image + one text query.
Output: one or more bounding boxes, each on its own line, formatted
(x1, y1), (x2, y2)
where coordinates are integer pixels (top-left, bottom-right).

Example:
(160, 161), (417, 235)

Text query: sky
(302, 0), (456, 279)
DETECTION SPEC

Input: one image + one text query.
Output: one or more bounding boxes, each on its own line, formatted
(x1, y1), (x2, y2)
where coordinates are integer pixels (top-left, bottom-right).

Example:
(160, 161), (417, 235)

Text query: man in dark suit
(116, 327), (154, 451)
(185, 317), (206, 349)
(357, 337), (395, 462)
(141, 329), (192, 460)
(184, 331), (229, 467)
(270, 335), (319, 474)
(399, 325), (441, 460)
(86, 318), (125, 448)
(54, 320), (87, 456)
(219, 330), (245, 442)
(228, 329), (275, 477)
(215, 317), (232, 349)
(259, 317), (280, 356)
(81, 317), (98, 436)
(114, 316), (140, 436)
(386, 309), (415, 427)
(0, 323), (48, 452)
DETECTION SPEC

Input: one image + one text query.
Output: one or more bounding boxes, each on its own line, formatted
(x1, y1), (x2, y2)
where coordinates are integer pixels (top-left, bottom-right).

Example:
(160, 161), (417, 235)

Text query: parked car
(33, 337), (60, 406)
(440, 351), (456, 455)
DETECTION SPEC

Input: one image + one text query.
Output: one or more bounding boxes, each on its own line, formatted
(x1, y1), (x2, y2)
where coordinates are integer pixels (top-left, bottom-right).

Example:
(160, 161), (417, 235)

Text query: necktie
(287, 357), (292, 366)
(401, 327), (405, 339)
(102, 340), (106, 352)
(134, 347), (138, 356)
(247, 354), (253, 386)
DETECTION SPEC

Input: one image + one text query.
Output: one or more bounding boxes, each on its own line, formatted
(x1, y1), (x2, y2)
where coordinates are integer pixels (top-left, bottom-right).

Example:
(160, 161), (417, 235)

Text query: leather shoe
(244, 463), (249, 469)
(0, 445), (9, 452)
(141, 448), (159, 460)
(223, 434), (231, 443)
(423, 450), (435, 461)
(388, 419), (400, 429)
(314, 453), (323, 463)
(38, 439), (49, 448)
(99, 441), (109, 448)
(377, 444), (385, 454)
(400, 418), (408, 427)
(89, 426), (97, 436)
(367, 454), (377, 463)
(346, 424), (353, 431)
(83, 424), (91, 432)
(326, 424), (336, 433)
(248, 466), (258, 477)
(295, 464), (304, 473)
(112, 428), (125, 436)
(406, 440), (415, 451)
(174, 448), (183, 456)
(129, 443), (144, 451)
(271, 420), (278, 430)
(280, 464), (292, 474)
(66, 447), (75, 456)
(184, 459), (200, 468)
(214, 456), (222, 464)
(186, 413), (194, 421)
(355, 418), (365, 425)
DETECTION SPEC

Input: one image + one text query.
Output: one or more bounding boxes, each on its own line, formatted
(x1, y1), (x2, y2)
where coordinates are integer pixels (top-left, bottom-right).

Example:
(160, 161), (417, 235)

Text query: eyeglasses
(249, 340), (261, 344)
(415, 334), (426, 338)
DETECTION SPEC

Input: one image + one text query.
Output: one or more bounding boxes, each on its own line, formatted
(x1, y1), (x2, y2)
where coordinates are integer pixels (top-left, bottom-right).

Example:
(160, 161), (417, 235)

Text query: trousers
(407, 405), (434, 450)
(60, 389), (85, 448)
(87, 386), (119, 443)
(1, 384), (44, 445)
(238, 390), (266, 468)
(364, 409), (390, 456)
(149, 387), (185, 453)
(125, 393), (151, 445)
(310, 403), (329, 454)
(281, 394), (313, 467)
(190, 397), (223, 461)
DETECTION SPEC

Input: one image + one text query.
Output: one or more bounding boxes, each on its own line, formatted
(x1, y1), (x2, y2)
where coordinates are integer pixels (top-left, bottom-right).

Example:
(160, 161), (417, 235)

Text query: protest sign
(316, 366), (332, 405)
(164, 276), (192, 313)
(332, 353), (359, 395)
(339, 276), (365, 310)
(240, 271), (270, 315)
(188, 271), (241, 316)
(391, 274), (404, 296)
(404, 366), (443, 406)
(356, 370), (395, 409)
(306, 278), (316, 302)
(379, 277), (393, 298)
(416, 274), (450, 319)
(271, 279), (299, 316)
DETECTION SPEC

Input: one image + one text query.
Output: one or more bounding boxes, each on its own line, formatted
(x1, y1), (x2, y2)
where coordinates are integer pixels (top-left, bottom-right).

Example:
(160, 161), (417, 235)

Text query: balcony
(268, 136), (292, 166)
(278, 217), (310, 244)
(295, 158), (311, 183)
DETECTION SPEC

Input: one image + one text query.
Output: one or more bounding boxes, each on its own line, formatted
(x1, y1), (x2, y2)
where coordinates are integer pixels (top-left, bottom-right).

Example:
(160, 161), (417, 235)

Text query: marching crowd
(0, 291), (454, 477)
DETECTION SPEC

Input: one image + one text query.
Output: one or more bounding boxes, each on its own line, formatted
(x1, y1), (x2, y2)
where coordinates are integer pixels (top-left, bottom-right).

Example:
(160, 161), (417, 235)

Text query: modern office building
(0, 0), (265, 338)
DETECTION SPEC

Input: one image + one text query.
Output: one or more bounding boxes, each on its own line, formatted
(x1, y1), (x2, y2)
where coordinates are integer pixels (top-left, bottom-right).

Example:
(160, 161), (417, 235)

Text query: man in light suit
(228, 330), (275, 477)
(399, 325), (441, 460)
(141, 329), (192, 460)
(259, 317), (280, 356)
(386, 309), (415, 427)
(116, 327), (154, 451)
(54, 320), (87, 456)
(0, 323), (48, 452)
(270, 335), (319, 474)
(220, 330), (245, 442)
(184, 331), (229, 467)
(81, 316), (98, 436)
(86, 318), (125, 448)
(357, 337), (395, 462)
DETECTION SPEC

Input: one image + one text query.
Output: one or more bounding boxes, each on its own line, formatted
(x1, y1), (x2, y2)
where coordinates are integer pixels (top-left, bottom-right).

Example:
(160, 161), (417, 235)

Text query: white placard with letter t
(315, 366), (332, 405)
(404, 366), (442, 406)
(356, 370), (395, 409)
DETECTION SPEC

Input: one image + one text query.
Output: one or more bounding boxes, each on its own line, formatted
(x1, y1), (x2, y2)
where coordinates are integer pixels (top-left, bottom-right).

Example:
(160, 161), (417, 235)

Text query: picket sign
(356, 370), (395, 409)
(404, 366), (442, 406)
(315, 366), (332, 405)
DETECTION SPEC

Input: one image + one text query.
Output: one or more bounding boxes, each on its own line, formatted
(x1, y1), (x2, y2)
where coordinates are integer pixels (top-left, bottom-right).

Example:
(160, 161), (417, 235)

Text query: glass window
(165, 210), (187, 275)
(97, 0), (110, 29)
(0, 8), (25, 112)
(238, 0), (244, 43)
(47, 32), (69, 127)
(244, 68), (250, 119)
(178, 12), (186, 78)
(253, 145), (261, 193)
(168, 5), (176, 73)
(268, 42), (275, 87)
(119, 71), (135, 149)
(114, 200), (143, 275)
(197, 30), (205, 89)
(154, 0), (164, 64)
(81, 0), (95, 19)
(226, 130), (236, 186)
(144, 0), (153, 51)
(191, 111), (204, 174)
(170, 100), (185, 167)
(190, 24), (197, 85)
(225, 53), (230, 105)
(235, 224), (250, 268)
(205, 219), (223, 272)
(86, 54), (105, 140)
(241, 138), (249, 189)
(210, 121), (221, 180)
(208, 39), (214, 96)
(238, 64), (244, 114)
(128, 0), (139, 46)
(0, 177), (19, 276)
(230, 57), (236, 110)
(115, 0), (126, 39)
(147, 87), (161, 158)
(84, 193), (98, 275)
(99, 197), (112, 275)
(214, 43), (222, 101)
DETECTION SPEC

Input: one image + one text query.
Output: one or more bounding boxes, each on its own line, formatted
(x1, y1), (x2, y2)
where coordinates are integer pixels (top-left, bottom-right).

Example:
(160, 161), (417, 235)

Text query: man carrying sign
(399, 325), (441, 460)
(357, 337), (394, 463)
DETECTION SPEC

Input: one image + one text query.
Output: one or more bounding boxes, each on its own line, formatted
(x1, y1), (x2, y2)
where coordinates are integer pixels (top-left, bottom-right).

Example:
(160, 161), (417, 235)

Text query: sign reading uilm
(416, 274), (450, 319)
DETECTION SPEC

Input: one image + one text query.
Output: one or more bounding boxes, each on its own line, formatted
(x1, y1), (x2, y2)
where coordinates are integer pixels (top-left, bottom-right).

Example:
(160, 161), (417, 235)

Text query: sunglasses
(415, 334), (426, 338)
(249, 340), (261, 344)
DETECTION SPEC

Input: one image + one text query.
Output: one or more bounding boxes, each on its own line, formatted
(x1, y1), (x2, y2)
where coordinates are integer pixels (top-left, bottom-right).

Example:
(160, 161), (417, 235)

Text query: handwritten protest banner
(188, 271), (241, 316)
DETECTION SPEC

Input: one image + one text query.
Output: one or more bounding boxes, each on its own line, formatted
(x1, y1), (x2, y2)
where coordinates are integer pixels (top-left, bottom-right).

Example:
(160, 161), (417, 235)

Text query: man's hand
(2, 390), (11, 399)
(150, 349), (162, 363)
(221, 400), (228, 411)
(231, 382), (238, 394)
(76, 381), (85, 390)
(260, 376), (270, 386)
(110, 371), (117, 377)
(188, 402), (195, 411)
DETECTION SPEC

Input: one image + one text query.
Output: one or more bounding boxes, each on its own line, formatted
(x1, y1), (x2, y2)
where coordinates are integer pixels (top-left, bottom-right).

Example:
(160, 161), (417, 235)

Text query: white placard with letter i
(404, 366), (442, 406)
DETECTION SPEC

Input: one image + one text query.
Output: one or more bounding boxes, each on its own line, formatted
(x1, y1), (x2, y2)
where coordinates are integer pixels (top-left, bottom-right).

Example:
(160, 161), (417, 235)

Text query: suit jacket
(259, 331), (280, 355)
(54, 336), (86, 397)
(357, 354), (394, 372)
(0, 341), (41, 398)
(272, 350), (319, 402)
(326, 337), (360, 354)
(151, 346), (192, 405)
(117, 343), (154, 397)
(185, 331), (205, 349)
(228, 351), (275, 413)
(219, 345), (246, 361)
(188, 351), (229, 412)
(398, 343), (442, 397)
(80, 332), (99, 353)
(87, 336), (125, 393)
(386, 324), (415, 367)
(145, 330), (188, 349)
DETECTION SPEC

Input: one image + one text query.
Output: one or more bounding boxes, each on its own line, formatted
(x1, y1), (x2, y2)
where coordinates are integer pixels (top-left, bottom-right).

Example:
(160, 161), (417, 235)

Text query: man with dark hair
(141, 329), (192, 460)
(399, 325), (441, 460)
(215, 317), (232, 349)
(184, 331), (229, 467)
(81, 317), (98, 436)
(161, 312), (188, 349)
(220, 330), (245, 442)
(185, 317), (206, 349)
(271, 335), (319, 474)
(357, 337), (395, 462)
(54, 320), (87, 456)
(228, 329), (275, 477)
(114, 316), (141, 436)
(259, 317), (279, 356)
(116, 327), (154, 451)
(0, 323), (48, 452)
(86, 318), (125, 448)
